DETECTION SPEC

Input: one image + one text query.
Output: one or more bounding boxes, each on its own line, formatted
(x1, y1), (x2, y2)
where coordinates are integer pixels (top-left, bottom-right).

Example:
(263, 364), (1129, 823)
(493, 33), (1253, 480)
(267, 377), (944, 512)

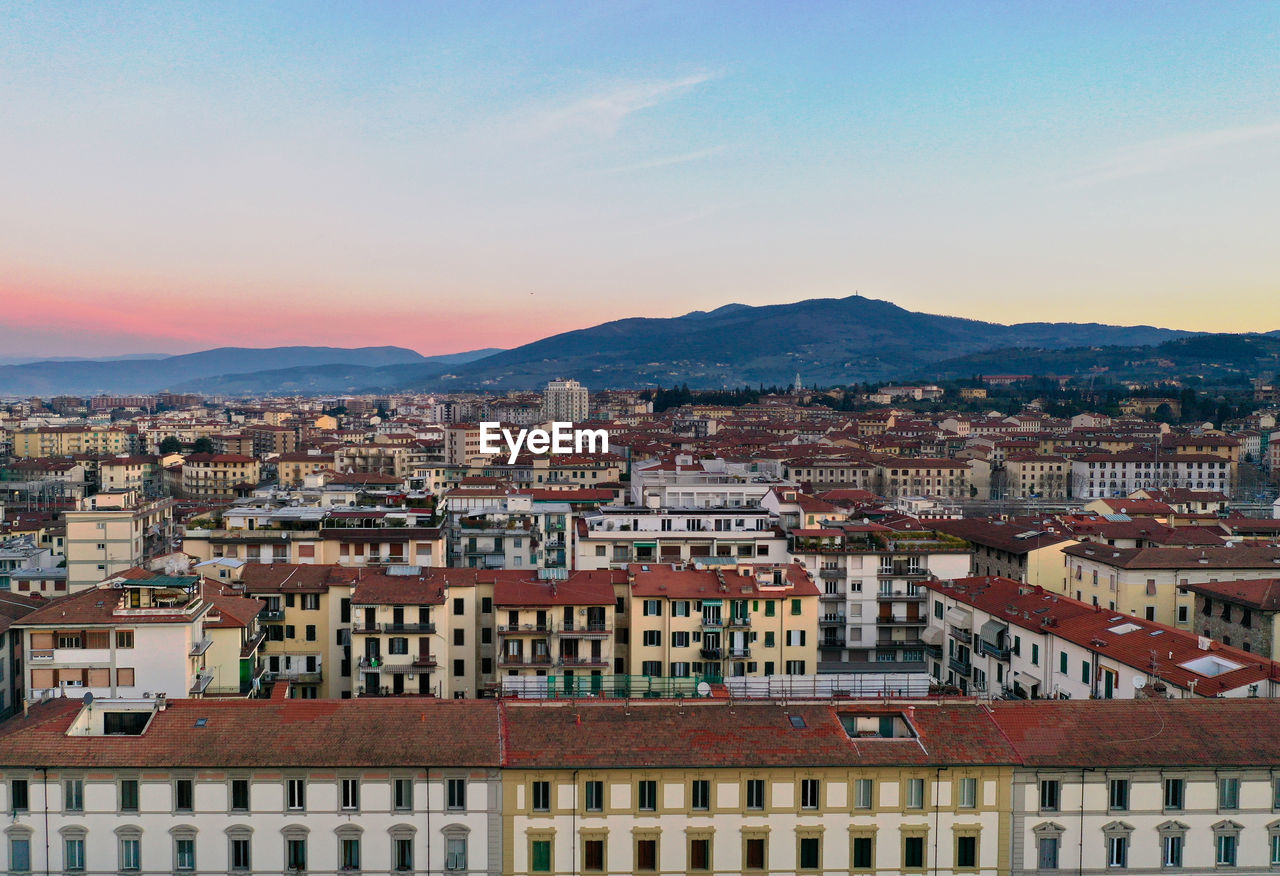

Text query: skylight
(1107, 622), (1143, 635)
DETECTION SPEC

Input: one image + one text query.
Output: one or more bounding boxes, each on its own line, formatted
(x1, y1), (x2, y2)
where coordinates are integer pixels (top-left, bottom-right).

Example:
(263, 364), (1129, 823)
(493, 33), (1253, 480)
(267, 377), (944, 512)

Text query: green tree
(158, 436), (182, 454)
(192, 437), (215, 454)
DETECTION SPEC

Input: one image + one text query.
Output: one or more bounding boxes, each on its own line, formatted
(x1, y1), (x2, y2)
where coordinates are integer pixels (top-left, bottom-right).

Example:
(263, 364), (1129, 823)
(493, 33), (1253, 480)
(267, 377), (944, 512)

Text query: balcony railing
(949, 626), (973, 644)
(411, 654), (439, 669)
(699, 647), (723, 660)
(877, 615), (926, 626)
(948, 657), (972, 677)
(726, 616), (751, 628)
(260, 609), (285, 622)
(700, 618), (724, 628)
(496, 654), (554, 667)
(557, 656), (609, 668)
(382, 622), (435, 634)
(821, 637), (847, 649)
(819, 614), (847, 626)
(559, 622), (611, 637)
(978, 640), (1011, 661)
(188, 637), (213, 657)
(876, 591), (927, 602)
(496, 624), (553, 635)
(818, 568), (844, 579)
(29, 650), (54, 662)
(188, 672), (214, 695)
(727, 647), (751, 659)
(819, 591), (845, 602)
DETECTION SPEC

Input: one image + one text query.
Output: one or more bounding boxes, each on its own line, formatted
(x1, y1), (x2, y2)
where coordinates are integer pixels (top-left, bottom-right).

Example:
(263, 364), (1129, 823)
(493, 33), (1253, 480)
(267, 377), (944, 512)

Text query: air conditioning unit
(407, 673), (415, 681)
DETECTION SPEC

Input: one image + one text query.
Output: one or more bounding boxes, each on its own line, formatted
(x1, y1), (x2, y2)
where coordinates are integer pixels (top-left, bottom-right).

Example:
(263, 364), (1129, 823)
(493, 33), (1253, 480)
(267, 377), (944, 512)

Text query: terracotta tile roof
(930, 518), (1072, 554)
(628, 563), (820, 598)
(493, 572), (622, 607)
(0, 697), (502, 769)
(988, 698), (1280, 767)
(349, 570), (447, 606)
(1179, 577), (1280, 611)
(1063, 543), (1280, 570)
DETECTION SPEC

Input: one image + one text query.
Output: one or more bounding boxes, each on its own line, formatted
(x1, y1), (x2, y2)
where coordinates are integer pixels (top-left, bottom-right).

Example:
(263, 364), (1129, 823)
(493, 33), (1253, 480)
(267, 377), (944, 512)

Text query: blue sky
(1, 2), (1277, 355)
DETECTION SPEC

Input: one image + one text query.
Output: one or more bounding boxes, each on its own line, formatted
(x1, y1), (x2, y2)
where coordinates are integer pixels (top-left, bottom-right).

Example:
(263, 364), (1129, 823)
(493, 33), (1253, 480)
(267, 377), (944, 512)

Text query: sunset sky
(2, 2), (1278, 358)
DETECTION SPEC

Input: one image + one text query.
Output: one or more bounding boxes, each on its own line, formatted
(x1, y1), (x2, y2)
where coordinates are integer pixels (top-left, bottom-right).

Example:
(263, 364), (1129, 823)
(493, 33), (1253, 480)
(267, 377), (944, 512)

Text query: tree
(158, 436), (182, 454)
(192, 437), (215, 454)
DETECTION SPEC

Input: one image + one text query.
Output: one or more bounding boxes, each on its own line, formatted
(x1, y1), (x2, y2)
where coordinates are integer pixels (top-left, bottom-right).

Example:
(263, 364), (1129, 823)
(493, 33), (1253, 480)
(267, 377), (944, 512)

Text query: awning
(945, 607), (972, 627)
(1012, 671), (1040, 687)
(921, 626), (945, 646)
(978, 619), (1007, 645)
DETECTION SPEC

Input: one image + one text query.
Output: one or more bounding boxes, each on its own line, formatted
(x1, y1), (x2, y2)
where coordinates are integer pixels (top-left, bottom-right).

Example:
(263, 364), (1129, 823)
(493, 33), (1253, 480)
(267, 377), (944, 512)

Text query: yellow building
(13, 426), (132, 458)
(500, 699), (1011, 876)
(625, 562), (820, 681)
(494, 571), (622, 686)
(179, 453), (261, 500)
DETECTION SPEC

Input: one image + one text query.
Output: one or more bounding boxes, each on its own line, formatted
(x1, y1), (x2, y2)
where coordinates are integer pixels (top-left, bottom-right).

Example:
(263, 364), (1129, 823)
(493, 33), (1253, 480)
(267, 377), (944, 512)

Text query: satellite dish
(1132, 676), (1147, 690)
(696, 681), (712, 697)
(82, 691), (94, 706)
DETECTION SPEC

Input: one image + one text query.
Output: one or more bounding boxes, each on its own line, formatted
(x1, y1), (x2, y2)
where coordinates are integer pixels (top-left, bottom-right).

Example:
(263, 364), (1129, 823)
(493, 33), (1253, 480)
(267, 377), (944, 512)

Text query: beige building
(12, 425), (133, 458)
(64, 492), (175, 590)
(179, 453), (261, 500)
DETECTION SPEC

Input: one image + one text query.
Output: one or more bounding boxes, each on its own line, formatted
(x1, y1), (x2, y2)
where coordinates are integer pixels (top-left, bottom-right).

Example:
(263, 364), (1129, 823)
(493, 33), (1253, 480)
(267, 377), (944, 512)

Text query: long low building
(4, 695), (1280, 874)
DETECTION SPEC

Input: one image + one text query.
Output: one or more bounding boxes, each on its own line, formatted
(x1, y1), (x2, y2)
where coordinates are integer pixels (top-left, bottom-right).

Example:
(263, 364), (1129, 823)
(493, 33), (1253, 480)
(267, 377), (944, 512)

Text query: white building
(542, 379), (589, 422)
(574, 507), (788, 570)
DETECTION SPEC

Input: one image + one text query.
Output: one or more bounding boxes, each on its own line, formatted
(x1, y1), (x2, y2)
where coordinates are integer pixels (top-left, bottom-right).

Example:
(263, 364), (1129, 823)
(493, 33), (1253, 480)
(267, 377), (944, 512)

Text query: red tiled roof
(628, 563), (820, 598)
(493, 572), (622, 607)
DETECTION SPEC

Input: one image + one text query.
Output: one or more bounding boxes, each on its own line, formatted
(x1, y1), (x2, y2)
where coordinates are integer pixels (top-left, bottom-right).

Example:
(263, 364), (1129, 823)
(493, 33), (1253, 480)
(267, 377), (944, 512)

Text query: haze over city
(3, 1), (1278, 357)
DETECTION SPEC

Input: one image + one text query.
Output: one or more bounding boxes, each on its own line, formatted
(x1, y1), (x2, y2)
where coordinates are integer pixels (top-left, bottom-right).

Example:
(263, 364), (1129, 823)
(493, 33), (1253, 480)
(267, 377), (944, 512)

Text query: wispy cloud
(592, 145), (726, 175)
(522, 73), (717, 138)
(1066, 121), (1280, 188)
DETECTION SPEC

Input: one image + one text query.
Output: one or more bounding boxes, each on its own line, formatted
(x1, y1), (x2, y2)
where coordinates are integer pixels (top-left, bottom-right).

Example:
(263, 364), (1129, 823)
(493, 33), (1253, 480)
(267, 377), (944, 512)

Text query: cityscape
(4, 3), (1280, 875)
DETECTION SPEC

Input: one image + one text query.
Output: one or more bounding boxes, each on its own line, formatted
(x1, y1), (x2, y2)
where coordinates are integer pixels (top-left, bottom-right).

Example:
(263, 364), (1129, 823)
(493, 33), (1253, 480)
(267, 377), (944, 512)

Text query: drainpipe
(933, 766), (946, 876)
(40, 766), (50, 876)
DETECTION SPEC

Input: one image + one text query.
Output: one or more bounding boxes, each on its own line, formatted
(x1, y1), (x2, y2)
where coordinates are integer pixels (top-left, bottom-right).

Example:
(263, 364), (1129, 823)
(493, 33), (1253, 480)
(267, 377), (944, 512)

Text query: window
(745, 837), (766, 870)
(905, 777), (925, 809)
(1219, 777), (1240, 810)
(956, 835), (977, 869)
(531, 839), (552, 872)
(852, 835), (873, 869)
(394, 778), (414, 812)
(1107, 835), (1127, 868)
(447, 778), (466, 811)
(175, 778), (194, 812)
(116, 630), (134, 648)
(1163, 777), (1183, 810)
(854, 778), (874, 809)
(691, 779), (710, 810)
(585, 780), (603, 812)
(63, 835), (86, 872)
(1216, 833), (1237, 866)
(1162, 834), (1183, 868)
(672, 631), (690, 648)
(453, 597), (465, 615)
(287, 778), (306, 811)
(643, 600), (662, 616)
(1109, 778), (1129, 811)
(230, 836), (251, 871)
(64, 778), (84, 812)
(120, 779), (139, 812)
(532, 781), (550, 812)
(305, 624), (317, 641)
(1040, 779), (1060, 812)
(392, 835), (413, 872)
(1038, 836), (1059, 870)
(673, 600), (690, 617)
(765, 601), (776, 617)
(637, 779), (657, 811)
(643, 630), (661, 647)
(801, 778), (820, 809)
(689, 836), (710, 871)
(583, 839), (604, 872)
(799, 836), (820, 870)
(636, 838), (658, 871)
(9, 835), (31, 873)
(958, 777), (977, 809)
(286, 836), (307, 871)
(746, 779), (765, 810)
(119, 834), (142, 871)
(445, 837), (467, 871)
(230, 779), (250, 812)
(9, 779), (28, 812)
(175, 836), (196, 871)
(1272, 832), (1280, 867)
(1059, 651), (1068, 674)
(791, 598), (802, 616)
(904, 835), (925, 869)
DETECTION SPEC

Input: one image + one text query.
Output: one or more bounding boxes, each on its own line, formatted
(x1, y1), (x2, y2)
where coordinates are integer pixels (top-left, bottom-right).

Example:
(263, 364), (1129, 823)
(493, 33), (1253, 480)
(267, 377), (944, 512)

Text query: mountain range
(3, 296), (1277, 396)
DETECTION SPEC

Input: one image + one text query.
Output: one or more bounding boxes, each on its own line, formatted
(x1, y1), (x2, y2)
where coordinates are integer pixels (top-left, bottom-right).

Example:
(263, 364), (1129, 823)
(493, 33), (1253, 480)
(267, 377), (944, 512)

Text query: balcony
(382, 622), (436, 634)
(949, 626), (973, 644)
(496, 654), (554, 668)
(29, 649), (54, 662)
(260, 609), (285, 622)
(188, 637), (213, 657)
(878, 564), (928, 578)
(558, 622), (611, 637)
(189, 672), (214, 695)
(727, 647), (751, 659)
(412, 654), (439, 669)
(876, 590), (927, 602)
(948, 657), (972, 677)
(496, 623), (554, 635)
(821, 637), (847, 649)
(726, 616), (752, 629)
(699, 647), (723, 660)
(557, 656), (609, 668)
(818, 568), (844, 579)
(700, 617), (724, 629)
(819, 591), (846, 602)
(877, 615), (926, 626)
(978, 639), (1011, 661)
(819, 614), (847, 626)
(267, 667), (323, 683)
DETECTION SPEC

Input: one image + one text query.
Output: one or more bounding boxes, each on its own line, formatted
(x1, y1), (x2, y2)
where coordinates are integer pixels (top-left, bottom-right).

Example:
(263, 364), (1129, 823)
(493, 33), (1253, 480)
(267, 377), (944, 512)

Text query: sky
(2, 1), (1278, 358)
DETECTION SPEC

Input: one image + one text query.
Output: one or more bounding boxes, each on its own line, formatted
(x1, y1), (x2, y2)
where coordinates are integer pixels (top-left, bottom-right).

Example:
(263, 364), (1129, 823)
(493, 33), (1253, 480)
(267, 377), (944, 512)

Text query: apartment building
(782, 457), (878, 491)
(12, 425), (133, 458)
(0, 696), (502, 875)
(574, 507), (788, 571)
(788, 523), (970, 673)
(98, 455), (161, 493)
(542, 378), (589, 421)
(493, 572), (619, 688)
(924, 576), (1280, 699)
(184, 515), (445, 570)
(1060, 543), (1280, 628)
(178, 453), (261, 501)
(930, 518), (1076, 589)
(500, 700), (1010, 876)
(999, 698), (1280, 874)
(64, 492), (175, 590)
(874, 458), (972, 499)
(1002, 453), (1070, 499)
(349, 567), (448, 698)
(1070, 452), (1234, 499)
(0, 592), (42, 717)
(629, 456), (789, 508)
(14, 569), (252, 703)
(624, 562), (819, 682)
(1179, 577), (1280, 658)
